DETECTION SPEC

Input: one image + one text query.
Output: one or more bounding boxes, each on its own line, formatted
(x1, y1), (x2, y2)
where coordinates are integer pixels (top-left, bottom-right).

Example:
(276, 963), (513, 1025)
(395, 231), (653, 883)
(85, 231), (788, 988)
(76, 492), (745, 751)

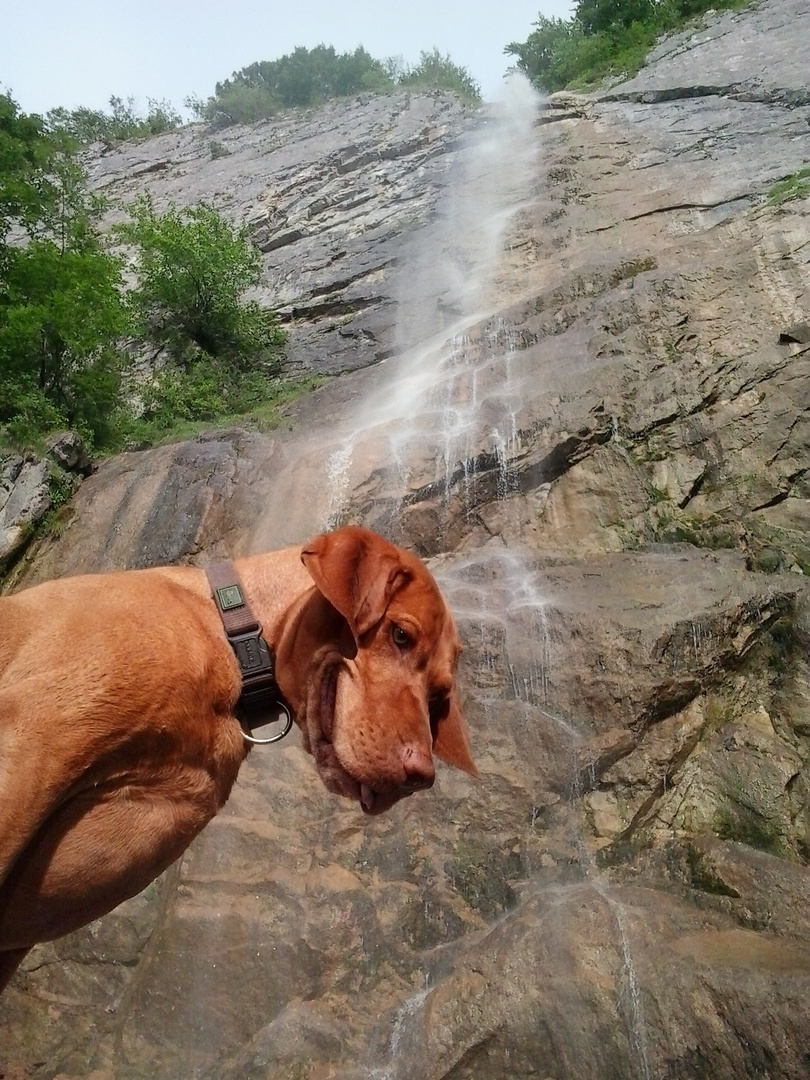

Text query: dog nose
(401, 746), (435, 791)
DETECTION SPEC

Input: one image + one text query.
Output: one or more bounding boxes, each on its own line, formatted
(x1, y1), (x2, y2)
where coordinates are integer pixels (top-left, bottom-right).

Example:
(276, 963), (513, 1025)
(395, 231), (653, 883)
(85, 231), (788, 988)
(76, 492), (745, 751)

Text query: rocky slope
(90, 90), (471, 376)
(2, 3), (810, 1078)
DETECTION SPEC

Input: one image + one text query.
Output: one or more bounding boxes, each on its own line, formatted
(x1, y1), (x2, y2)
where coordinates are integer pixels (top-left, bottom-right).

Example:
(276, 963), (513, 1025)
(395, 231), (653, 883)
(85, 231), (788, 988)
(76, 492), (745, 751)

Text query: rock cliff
(2, 3), (810, 1078)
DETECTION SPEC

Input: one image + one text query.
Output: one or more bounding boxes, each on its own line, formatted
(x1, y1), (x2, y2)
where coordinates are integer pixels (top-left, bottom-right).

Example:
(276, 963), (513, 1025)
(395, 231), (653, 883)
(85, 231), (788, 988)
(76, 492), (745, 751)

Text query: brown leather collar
(205, 560), (292, 745)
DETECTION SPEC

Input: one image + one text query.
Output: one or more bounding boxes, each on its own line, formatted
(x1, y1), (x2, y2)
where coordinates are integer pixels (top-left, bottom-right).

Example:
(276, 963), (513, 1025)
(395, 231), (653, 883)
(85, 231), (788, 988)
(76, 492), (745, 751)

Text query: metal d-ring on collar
(205, 561), (293, 746)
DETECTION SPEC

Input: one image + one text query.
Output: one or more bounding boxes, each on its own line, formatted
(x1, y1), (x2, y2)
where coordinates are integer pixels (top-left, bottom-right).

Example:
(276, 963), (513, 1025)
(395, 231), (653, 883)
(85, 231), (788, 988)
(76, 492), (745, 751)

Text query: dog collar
(205, 561), (293, 746)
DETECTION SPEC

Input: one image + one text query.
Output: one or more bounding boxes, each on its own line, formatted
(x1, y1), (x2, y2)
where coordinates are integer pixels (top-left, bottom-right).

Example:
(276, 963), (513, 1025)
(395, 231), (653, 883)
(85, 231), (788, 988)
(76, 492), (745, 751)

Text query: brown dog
(0, 526), (475, 992)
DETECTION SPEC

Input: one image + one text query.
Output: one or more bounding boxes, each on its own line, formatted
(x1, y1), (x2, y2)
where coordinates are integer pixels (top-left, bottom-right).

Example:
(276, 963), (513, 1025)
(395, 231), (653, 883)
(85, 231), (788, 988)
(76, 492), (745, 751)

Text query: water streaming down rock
(373, 543), (661, 1080)
(333, 77), (669, 1080)
(246, 74), (666, 1079)
(313, 74), (540, 545)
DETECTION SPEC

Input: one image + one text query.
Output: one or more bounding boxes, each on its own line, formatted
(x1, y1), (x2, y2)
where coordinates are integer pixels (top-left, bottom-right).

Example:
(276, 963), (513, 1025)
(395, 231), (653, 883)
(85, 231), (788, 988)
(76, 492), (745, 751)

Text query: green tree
(505, 17), (583, 92)
(202, 45), (394, 127)
(398, 48), (481, 104)
(118, 197), (285, 436)
(1, 93), (59, 248)
(46, 95), (181, 146)
(198, 42), (481, 128)
(576, 0), (654, 35)
(1, 93), (288, 451)
(0, 93), (130, 448)
(119, 196), (282, 361)
(0, 242), (129, 445)
(507, 0), (749, 92)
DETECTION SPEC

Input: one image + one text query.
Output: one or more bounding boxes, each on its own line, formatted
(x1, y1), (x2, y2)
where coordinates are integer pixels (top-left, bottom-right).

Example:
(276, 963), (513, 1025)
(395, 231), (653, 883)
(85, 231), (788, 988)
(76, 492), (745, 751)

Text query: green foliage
(448, 838), (521, 920)
(715, 799), (787, 857)
(46, 95), (181, 146)
(207, 138), (231, 159)
(0, 93), (130, 449)
(578, 0), (655, 35)
(202, 45), (393, 127)
(117, 197), (286, 444)
(118, 196), (284, 363)
(130, 354), (272, 432)
(0, 93), (54, 244)
(198, 42), (480, 128)
(766, 166), (810, 206)
(46, 465), (76, 510)
(0, 240), (129, 446)
(506, 0), (751, 92)
(198, 82), (279, 128)
(504, 17), (584, 93)
(1, 92), (290, 454)
(398, 49), (481, 104)
(122, 366), (313, 447)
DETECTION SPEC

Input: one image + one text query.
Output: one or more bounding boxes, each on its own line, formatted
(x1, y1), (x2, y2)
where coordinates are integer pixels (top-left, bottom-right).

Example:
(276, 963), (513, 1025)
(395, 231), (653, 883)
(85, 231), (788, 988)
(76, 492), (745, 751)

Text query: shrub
(118, 197), (285, 442)
(135, 353), (276, 429)
(198, 42), (481, 128)
(1, 92), (292, 453)
(46, 95), (181, 146)
(119, 196), (284, 364)
(0, 94), (130, 449)
(398, 49), (481, 104)
(201, 44), (394, 127)
(766, 166), (810, 206)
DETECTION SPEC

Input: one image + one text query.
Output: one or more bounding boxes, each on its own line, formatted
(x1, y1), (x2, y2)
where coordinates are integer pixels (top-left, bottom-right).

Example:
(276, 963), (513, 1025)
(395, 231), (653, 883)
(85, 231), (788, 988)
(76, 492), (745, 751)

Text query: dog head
(287, 526), (477, 815)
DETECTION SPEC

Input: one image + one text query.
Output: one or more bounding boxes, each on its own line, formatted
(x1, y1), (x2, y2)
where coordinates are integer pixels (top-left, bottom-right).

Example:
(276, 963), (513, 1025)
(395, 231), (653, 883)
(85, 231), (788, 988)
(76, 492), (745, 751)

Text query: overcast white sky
(2, 0), (573, 117)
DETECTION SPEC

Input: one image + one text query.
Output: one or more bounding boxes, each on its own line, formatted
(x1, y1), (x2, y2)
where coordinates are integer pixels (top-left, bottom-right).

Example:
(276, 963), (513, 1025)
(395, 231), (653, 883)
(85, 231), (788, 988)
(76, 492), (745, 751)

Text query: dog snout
(401, 746), (435, 791)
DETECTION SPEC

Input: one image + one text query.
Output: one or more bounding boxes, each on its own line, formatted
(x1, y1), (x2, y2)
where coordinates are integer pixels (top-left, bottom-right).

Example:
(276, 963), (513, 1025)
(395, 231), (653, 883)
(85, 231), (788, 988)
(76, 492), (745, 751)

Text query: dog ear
(432, 692), (479, 777)
(301, 527), (411, 641)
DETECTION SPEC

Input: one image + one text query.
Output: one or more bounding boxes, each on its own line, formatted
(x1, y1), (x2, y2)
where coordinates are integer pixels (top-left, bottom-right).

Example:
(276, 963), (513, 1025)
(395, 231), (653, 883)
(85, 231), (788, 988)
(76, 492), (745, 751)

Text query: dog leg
(0, 690), (68, 890)
(0, 782), (218, 952)
(0, 948), (28, 994)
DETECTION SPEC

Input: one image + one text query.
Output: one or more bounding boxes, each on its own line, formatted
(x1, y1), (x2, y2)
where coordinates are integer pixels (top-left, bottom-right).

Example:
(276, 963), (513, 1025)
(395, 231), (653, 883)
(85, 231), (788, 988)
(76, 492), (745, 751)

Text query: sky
(1, 0), (574, 117)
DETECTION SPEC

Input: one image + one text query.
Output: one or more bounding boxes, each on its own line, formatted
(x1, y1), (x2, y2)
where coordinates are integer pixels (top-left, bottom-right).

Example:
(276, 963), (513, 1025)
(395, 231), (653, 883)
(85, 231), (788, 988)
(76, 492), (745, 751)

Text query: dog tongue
(360, 784), (375, 812)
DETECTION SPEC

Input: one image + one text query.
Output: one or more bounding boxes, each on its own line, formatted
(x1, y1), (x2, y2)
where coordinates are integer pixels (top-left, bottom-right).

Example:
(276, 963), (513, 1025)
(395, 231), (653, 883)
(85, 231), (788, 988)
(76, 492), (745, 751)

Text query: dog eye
(391, 624), (410, 648)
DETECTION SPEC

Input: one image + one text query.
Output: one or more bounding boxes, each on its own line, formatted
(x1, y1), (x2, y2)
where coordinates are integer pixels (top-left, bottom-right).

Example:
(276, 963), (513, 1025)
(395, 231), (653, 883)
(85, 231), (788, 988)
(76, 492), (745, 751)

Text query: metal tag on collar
(216, 583), (245, 611)
(240, 702), (293, 746)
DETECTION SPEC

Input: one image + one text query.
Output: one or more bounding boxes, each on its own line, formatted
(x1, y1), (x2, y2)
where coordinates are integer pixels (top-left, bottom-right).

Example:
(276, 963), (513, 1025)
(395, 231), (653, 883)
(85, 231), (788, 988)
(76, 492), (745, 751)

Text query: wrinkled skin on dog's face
(292, 528), (477, 815)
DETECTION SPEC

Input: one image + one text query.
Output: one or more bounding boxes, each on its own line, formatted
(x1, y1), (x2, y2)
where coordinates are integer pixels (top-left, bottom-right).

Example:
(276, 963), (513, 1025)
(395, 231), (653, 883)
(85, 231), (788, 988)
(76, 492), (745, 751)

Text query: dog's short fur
(0, 526), (475, 991)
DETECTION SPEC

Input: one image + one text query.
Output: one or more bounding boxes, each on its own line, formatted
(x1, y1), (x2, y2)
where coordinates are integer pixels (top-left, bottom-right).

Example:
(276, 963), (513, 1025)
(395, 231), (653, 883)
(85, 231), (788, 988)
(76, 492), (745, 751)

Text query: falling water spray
(320, 74), (541, 531)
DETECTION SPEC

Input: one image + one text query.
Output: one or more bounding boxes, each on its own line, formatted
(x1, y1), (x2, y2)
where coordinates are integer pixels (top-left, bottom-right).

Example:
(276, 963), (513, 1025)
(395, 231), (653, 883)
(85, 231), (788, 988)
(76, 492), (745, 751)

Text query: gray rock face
(3, 5), (810, 1077)
(0, 433), (91, 571)
(612, 0), (810, 101)
(0, 456), (50, 566)
(45, 431), (93, 474)
(89, 91), (473, 375)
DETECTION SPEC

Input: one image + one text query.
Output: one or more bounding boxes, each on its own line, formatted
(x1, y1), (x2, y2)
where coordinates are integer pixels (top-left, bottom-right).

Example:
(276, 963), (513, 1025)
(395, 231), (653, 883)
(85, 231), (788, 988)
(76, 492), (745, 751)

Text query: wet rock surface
(3, 3), (810, 1077)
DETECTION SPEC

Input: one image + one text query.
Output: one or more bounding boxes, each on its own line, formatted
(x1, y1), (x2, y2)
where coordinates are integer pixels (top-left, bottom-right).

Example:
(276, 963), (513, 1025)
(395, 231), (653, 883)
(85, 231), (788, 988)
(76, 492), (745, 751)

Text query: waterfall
(318, 73), (539, 537)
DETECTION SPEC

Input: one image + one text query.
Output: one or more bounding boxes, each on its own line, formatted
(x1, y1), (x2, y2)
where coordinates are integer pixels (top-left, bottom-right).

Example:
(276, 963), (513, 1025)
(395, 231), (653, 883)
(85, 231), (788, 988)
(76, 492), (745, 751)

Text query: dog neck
(206, 559), (292, 741)
(230, 548), (314, 644)
(228, 550), (346, 720)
